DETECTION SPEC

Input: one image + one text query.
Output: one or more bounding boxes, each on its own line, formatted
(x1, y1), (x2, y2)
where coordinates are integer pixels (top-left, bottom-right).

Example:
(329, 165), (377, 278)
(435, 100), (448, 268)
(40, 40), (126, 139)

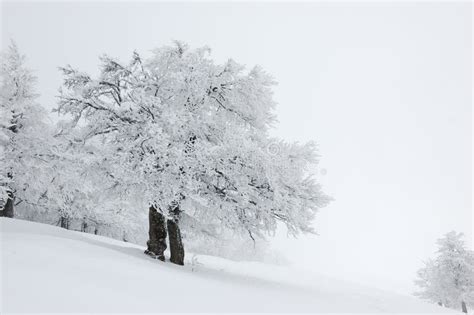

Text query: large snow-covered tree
(57, 42), (330, 265)
(415, 231), (474, 313)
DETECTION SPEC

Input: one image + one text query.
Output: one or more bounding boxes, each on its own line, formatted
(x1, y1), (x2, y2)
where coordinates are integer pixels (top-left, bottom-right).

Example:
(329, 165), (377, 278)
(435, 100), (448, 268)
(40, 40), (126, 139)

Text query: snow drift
(0, 218), (457, 313)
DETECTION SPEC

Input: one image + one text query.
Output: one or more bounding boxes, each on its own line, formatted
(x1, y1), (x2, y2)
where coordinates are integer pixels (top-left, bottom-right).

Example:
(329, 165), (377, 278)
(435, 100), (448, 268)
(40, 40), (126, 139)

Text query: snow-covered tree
(57, 42), (330, 265)
(0, 41), (55, 218)
(415, 231), (474, 313)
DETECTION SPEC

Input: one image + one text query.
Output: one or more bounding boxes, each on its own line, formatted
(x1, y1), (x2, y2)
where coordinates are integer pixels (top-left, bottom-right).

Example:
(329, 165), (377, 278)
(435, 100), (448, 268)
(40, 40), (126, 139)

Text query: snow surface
(0, 218), (458, 313)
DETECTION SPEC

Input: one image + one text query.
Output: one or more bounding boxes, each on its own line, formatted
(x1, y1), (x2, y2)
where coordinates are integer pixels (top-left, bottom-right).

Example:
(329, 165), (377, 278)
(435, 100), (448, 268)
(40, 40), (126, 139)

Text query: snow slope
(0, 218), (457, 313)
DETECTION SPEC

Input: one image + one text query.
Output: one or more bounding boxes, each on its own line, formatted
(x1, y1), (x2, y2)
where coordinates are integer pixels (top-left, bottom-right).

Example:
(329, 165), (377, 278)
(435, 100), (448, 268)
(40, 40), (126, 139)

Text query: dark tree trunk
(145, 205), (167, 261)
(167, 203), (184, 265)
(461, 301), (467, 313)
(437, 301), (442, 306)
(81, 220), (88, 232)
(167, 219), (184, 265)
(1, 191), (14, 218)
(60, 216), (69, 229)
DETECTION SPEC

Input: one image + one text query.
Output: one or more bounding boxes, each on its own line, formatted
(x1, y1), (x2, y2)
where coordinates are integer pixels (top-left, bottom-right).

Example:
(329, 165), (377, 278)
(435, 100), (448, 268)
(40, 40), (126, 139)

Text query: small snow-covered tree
(415, 231), (474, 313)
(0, 42), (54, 218)
(57, 42), (330, 265)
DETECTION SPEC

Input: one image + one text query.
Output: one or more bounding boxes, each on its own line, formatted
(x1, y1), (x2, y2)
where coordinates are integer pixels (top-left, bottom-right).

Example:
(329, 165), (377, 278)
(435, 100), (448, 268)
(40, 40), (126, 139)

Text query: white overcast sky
(1, 1), (472, 294)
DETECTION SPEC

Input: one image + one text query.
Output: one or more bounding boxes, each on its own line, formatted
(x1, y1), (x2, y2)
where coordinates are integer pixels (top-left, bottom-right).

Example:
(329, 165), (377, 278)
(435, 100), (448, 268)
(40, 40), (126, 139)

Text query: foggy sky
(1, 1), (472, 294)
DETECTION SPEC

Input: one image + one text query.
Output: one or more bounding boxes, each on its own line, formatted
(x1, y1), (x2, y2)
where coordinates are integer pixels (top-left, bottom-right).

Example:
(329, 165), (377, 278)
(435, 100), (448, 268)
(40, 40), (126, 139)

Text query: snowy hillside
(0, 218), (457, 313)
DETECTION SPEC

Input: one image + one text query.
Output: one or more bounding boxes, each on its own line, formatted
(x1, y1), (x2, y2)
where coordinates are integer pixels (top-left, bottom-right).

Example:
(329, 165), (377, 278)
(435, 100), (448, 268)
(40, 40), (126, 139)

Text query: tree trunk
(145, 205), (167, 261)
(60, 216), (69, 229)
(167, 203), (185, 265)
(81, 220), (87, 232)
(437, 301), (442, 306)
(461, 301), (467, 313)
(1, 191), (14, 218)
(167, 219), (184, 265)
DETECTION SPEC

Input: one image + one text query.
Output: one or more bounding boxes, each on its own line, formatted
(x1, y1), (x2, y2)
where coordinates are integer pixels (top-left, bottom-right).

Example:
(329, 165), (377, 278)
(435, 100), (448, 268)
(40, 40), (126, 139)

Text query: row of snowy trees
(415, 232), (474, 313)
(0, 41), (330, 265)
